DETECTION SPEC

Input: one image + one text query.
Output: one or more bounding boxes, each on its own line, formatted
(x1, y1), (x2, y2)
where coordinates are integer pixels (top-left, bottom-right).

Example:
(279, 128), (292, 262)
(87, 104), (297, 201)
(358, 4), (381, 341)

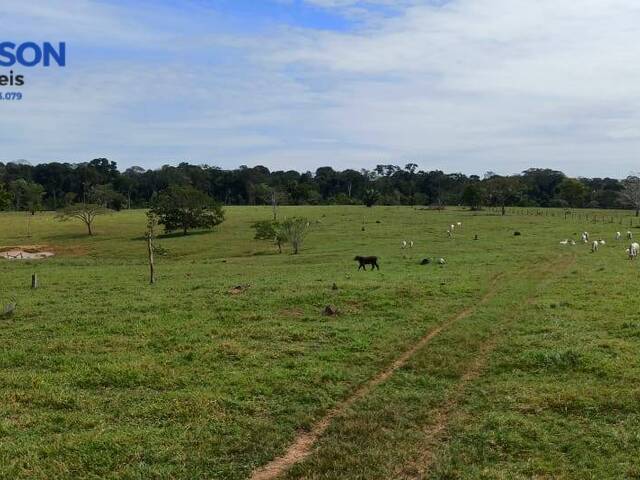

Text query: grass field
(1, 206), (639, 479)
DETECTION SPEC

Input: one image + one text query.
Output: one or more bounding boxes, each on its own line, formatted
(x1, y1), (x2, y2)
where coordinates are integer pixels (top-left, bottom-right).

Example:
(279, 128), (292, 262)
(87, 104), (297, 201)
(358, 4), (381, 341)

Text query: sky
(1, 0), (640, 177)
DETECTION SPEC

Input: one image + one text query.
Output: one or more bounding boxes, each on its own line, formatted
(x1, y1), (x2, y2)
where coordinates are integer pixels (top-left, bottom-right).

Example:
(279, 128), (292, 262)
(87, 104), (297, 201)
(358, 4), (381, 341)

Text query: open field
(1, 206), (640, 479)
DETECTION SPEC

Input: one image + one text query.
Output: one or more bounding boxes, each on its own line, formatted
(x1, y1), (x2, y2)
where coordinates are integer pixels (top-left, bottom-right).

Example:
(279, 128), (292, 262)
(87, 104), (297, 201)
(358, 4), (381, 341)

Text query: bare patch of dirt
(249, 273), (505, 480)
(0, 245), (55, 260)
(229, 284), (250, 295)
(0, 244), (88, 259)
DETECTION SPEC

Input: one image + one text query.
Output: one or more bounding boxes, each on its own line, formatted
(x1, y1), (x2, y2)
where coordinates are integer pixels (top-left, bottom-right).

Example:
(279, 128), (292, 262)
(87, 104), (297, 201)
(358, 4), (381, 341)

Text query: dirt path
(250, 272), (505, 480)
(399, 256), (576, 479)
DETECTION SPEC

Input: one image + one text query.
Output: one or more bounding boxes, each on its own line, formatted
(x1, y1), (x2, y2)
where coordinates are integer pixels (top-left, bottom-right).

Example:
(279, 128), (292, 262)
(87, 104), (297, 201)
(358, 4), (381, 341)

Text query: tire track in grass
(400, 255), (576, 480)
(250, 272), (505, 480)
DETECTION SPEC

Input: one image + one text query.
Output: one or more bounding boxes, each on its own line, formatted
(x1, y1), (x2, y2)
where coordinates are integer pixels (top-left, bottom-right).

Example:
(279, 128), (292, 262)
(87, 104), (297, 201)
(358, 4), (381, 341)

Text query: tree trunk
(147, 236), (155, 284)
(271, 191), (277, 221)
(501, 204), (506, 216)
(636, 208), (639, 217)
(87, 222), (93, 236)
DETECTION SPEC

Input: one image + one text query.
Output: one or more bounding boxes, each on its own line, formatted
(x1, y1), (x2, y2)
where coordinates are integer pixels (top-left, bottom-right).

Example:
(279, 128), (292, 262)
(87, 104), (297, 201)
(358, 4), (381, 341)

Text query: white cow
(581, 232), (588, 243)
(599, 240), (606, 245)
(409, 240), (414, 248)
(616, 231), (621, 241)
(401, 240), (407, 249)
(591, 240), (599, 253)
(456, 222), (462, 227)
(559, 239), (569, 245)
(628, 242), (640, 260)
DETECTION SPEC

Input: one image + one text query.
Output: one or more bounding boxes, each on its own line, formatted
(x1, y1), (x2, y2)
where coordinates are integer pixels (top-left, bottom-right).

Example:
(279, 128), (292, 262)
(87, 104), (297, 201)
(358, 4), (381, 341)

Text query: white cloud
(2, 0), (640, 177)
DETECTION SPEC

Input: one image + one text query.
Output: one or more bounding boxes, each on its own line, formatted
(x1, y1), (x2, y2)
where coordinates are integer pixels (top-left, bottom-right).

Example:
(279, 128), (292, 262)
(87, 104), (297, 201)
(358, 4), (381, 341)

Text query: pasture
(1, 206), (639, 479)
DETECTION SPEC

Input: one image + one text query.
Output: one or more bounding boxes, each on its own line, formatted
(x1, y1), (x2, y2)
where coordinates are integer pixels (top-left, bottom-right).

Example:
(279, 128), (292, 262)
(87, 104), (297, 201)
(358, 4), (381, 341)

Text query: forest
(0, 159), (638, 213)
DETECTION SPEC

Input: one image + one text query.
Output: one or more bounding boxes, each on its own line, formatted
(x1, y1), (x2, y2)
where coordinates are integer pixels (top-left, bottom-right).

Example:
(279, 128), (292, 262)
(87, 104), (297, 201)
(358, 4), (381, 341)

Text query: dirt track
(250, 273), (505, 480)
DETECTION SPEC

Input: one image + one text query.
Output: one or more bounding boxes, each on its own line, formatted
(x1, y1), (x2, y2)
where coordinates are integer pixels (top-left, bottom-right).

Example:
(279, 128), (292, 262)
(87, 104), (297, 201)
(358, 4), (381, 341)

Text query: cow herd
(560, 230), (639, 259)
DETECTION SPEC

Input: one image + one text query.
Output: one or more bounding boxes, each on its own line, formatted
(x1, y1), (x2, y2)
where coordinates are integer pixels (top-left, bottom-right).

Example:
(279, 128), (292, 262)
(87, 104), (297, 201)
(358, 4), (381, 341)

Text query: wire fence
(485, 206), (640, 227)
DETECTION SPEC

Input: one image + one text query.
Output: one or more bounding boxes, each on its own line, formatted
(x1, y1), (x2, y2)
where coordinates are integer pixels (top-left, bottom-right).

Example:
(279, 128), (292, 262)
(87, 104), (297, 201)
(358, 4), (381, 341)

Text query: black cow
(354, 255), (379, 271)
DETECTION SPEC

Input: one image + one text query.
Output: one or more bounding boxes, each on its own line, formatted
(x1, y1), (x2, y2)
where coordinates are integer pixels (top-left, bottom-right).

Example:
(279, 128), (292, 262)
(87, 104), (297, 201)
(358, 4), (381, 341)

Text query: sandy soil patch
(0, 245), (55, 260)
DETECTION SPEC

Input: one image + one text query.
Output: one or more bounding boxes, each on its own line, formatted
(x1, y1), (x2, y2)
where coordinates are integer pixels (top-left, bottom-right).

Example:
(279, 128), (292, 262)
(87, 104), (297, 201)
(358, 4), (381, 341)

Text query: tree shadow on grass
(43, 232), (96, 241)
(130, 229), (214, 241)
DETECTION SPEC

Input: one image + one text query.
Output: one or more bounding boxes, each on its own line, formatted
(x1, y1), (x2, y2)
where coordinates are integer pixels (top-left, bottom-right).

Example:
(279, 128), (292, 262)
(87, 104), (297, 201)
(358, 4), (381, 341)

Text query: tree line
(1, 159), (639, 214)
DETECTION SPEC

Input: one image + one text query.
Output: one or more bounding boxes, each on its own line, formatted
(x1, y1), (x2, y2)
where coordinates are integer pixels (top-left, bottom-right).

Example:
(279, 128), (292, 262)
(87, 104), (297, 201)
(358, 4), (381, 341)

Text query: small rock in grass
(2, 303), (16, 317)
(323, 305), (339, 316)
(229, 284), (250, 295)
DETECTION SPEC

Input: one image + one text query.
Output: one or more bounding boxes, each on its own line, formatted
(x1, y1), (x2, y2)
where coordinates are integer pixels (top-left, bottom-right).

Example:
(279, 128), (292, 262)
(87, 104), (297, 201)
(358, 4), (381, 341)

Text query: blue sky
(2, 0), (640, 177)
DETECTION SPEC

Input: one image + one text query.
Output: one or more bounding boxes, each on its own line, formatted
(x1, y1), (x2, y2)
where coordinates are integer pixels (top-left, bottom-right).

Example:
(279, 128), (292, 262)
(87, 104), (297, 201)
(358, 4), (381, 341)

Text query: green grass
(1, 206), (639, 479)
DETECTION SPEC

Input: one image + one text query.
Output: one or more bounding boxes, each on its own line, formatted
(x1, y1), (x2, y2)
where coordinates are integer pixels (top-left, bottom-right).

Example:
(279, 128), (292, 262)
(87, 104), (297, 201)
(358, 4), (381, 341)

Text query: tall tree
(56, 203), (110, 235)
(556, 178), (588, 208)
(621, 175), (640, 216)
(362, 189), (380, 207)
(0, 184), (10, 210)
(485, 176), (523, 215)
(462, 184), (483, 210)
(150, 185), (225, 235)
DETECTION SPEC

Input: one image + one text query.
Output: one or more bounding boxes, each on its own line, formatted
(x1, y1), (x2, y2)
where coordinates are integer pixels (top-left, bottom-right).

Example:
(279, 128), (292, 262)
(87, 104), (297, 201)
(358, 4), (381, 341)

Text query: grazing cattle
(456, 222), (462, 227)
(599, 240), (606, 245)
(628, 231), (634, 240)
(616, 231), (621, 241)
(560, 239), (569, 245)
(409, 240), (414, 248)
(450, 224), (455, 231)
(581, 232), (589, 243)
(420, 258), (431, 265)
(401, 240), (407, 249)
(437, 257), (446, 265)
(514, 231), (521, 236)
(591, 240), (599, 253)
(354, 255), (380, 271)
(628, 242), (639, 260)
